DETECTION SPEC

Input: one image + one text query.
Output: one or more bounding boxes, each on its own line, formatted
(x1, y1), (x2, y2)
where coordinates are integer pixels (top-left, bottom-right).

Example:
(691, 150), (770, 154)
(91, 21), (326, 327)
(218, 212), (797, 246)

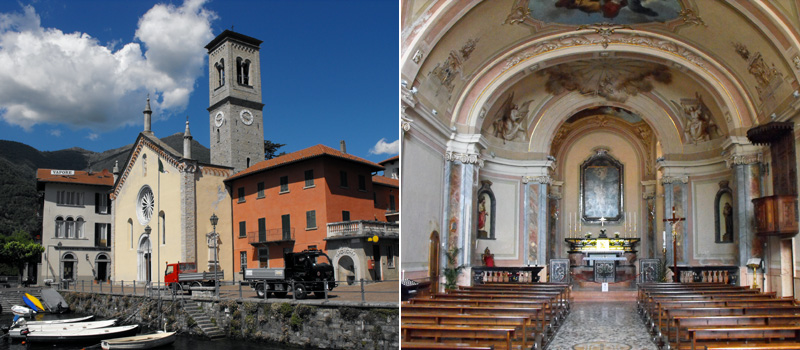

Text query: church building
(401, 0), (800, 299)
(110, 30), (265, 284)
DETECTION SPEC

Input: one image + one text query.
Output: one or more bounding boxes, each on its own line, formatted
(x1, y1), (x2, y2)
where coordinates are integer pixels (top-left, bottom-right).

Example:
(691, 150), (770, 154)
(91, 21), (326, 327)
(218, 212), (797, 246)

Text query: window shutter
(95, 223), (100, 246)
(95, 193), (100, 213)
(107, 224), (111, 247)
(306, 210), (316, 229)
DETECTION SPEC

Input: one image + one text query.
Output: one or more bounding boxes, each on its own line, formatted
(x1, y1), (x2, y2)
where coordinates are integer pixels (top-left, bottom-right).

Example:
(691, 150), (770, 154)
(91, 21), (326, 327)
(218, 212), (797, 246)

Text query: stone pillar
(442, 150), (482, 285)
(661, 176), (689, 268)
(523, 176), (550, 265)
(180, 161), (198, 263)
(729, 156), (763, 265)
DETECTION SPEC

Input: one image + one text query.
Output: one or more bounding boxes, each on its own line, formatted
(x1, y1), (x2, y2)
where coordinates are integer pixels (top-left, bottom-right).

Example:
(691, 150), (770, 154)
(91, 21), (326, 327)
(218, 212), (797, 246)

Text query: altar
(565, 237), (640, 284)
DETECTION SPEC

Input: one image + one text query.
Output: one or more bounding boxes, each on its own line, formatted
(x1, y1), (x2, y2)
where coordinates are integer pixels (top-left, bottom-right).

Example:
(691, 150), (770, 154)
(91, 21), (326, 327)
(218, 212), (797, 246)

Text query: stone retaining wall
(63, 292), (398, 349)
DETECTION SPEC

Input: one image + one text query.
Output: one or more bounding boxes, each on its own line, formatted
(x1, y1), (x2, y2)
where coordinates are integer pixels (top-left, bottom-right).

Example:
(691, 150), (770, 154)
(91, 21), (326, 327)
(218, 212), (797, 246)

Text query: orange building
(225, 144), (398, 281)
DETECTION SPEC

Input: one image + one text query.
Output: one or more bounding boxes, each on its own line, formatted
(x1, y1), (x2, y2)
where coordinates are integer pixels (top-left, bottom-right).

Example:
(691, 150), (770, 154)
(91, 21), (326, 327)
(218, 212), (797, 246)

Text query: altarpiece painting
(581, 149), (623, 223)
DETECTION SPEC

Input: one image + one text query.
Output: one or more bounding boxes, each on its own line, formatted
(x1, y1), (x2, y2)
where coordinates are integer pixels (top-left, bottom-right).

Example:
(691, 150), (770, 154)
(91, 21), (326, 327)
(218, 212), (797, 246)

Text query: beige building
(111, 30), (264, 284)
(37, 169), (114, 285)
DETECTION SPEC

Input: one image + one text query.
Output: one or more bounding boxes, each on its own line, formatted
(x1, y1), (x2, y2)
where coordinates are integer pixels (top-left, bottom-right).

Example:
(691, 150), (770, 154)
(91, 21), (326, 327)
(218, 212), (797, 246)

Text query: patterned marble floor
(546, 302), (658, 350)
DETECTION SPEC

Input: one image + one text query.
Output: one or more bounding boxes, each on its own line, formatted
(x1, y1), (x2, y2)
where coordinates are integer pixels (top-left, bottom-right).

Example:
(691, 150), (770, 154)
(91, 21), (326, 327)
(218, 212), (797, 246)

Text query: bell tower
(205, 30), (264, 173)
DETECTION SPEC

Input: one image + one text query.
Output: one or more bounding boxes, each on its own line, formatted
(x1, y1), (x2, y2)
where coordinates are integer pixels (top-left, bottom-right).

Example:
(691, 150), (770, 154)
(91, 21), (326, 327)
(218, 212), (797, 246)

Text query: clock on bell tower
(206, 30), (265, 173)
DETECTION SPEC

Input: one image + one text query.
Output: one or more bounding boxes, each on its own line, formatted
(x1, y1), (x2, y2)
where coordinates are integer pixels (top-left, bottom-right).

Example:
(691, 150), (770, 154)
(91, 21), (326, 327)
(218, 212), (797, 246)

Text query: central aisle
(547, 301), (658, 350)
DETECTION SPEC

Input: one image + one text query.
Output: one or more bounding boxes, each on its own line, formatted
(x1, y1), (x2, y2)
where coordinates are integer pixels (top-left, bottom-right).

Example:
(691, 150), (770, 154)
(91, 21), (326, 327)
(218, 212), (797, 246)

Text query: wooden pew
(669, 314), (800, 349)
(401, 324), (517, 350)
(400, 341), (495, 349)
(444, 290), (567, 324)
(406, 298), (552, 336)
(684, 325), (800, 350)
(401, 314), (539, 350)
(401, 304), (546, 336)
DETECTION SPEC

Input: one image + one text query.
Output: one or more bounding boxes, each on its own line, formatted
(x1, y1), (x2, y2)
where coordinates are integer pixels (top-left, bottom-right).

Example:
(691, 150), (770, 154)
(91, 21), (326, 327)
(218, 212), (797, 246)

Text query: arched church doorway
(138, 235), (152, 283)
(337, 256), (355, 285)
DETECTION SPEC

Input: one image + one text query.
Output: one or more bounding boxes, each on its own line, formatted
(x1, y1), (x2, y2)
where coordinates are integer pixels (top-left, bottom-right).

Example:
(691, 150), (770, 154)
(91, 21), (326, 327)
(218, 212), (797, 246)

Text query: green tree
(264, 140), (286, 160)
(0, 230), (43, 282)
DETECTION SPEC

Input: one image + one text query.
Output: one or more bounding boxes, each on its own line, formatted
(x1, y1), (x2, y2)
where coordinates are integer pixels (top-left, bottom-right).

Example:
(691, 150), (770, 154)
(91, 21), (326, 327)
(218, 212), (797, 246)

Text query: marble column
(523, 176), (550, 266)
(548, 182), (563, 260)
(661, 176), (689, 268)
(442, 151), (482, 280)
(642, 181), (657, 259)
(730, 157), (763, 266)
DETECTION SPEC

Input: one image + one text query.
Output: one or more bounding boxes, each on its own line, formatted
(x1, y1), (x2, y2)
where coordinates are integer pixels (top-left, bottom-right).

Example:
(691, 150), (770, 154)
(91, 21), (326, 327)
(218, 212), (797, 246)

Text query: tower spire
(143, 95), (153, 134)
(183, 116), (193, 159)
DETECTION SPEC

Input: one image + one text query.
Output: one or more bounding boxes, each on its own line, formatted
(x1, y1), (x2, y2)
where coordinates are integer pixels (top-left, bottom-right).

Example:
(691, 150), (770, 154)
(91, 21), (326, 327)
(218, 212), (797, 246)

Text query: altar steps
(572, 289), (637, 302)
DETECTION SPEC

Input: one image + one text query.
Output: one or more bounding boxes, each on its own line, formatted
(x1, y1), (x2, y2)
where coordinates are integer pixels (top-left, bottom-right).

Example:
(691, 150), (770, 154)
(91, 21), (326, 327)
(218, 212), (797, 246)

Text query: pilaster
(180, 161), (198, 263)
(523, 176), (550, 265)
(642, 180), (657, 259)
(723, 141), (764, 266)
(661, 175), (689, 267)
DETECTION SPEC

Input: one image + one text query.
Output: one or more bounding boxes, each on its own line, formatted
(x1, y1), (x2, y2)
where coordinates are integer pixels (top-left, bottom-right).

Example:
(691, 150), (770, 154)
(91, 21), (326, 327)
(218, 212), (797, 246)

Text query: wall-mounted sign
(50, 170), (75, 176)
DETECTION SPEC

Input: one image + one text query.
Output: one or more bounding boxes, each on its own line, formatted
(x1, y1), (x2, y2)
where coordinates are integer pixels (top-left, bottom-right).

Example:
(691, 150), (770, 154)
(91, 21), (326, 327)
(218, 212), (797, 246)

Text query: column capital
(721, 137), (763, 168)
(523, 175), (551, 184)
(401, 115), (413, 132)
(445, 150), (484, 167)
(661, 175), (689, 184)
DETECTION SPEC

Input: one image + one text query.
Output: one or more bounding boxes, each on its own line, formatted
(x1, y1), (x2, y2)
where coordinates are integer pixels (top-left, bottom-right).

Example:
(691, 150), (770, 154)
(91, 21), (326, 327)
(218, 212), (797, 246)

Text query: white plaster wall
(400, 135), (445, 276)
(691, 178), (737, 263)
(476, 177), (519, 261)
(561, 131), (641, 255)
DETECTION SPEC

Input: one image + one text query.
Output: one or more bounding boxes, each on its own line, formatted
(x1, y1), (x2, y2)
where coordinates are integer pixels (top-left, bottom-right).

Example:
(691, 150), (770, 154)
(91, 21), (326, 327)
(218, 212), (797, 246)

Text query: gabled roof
(37, 168), (114, 190)
(226, 144), (384, 182)
(379, 156), (398, 165)
(372, 175), (398, 188)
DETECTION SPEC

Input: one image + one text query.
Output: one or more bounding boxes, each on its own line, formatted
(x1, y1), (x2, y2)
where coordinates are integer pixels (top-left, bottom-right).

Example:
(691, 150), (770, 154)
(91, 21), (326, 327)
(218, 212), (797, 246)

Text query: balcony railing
(248, 227), (295, 245)
(327, 220), (399, 238)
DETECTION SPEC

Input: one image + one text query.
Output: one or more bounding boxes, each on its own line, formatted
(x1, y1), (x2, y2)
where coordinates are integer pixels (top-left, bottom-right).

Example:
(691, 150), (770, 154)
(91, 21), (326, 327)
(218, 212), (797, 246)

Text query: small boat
(25, 315), (94, 325)
(25, 324), (139, 343)
(101, 331), (177, 350)
(40, 288), (70, 313)
(11, 305), (35, 316)
(9, 319), (117, 339)
(23, 293), (45, 312)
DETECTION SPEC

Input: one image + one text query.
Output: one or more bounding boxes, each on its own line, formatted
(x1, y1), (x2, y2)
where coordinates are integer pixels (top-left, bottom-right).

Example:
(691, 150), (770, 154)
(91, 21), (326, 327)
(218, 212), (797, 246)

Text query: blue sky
(0, 0), (398, 163)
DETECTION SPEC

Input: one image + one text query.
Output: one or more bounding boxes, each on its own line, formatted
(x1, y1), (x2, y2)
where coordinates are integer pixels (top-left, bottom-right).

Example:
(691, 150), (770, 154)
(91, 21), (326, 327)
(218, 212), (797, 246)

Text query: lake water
(0, 313), (310, 350)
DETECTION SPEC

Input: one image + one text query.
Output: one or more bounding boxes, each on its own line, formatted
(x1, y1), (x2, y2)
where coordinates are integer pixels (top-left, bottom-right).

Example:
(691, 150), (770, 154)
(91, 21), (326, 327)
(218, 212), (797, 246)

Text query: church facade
(401, 0), (800, 295)
(110, 30), (265, 284)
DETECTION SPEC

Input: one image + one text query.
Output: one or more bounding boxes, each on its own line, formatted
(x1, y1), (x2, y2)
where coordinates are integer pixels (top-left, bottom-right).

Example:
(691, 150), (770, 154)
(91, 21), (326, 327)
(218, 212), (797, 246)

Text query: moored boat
(25, 324), (139, 343)
(11, 305), (35, 316)
(23, 293), (45, 312)
(25, 315), (94, 325)
(101, 331), (177, 350)
(10, 319), (117, 339)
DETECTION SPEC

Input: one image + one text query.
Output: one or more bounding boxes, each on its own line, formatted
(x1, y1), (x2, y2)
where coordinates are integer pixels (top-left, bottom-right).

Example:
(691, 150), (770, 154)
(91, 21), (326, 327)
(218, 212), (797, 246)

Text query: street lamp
(210, 214), (219, 297)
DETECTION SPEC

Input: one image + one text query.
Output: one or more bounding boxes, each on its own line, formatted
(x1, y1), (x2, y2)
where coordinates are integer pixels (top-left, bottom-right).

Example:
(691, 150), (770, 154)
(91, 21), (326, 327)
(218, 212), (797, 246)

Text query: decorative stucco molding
(576, 24), (633, 49)
(661, 176), (689, 184)
(724, 153), (762, 168)
(523, 175), (551, 184)
(445, 151), (484, 167)
(677, 8), (707, 28)
(401, 116), (413, 132)
(505, 32), (707, 71)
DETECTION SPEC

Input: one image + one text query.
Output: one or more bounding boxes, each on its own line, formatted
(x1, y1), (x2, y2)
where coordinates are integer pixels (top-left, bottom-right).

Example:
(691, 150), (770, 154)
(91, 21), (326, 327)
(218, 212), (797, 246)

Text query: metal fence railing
(55, 278), (399, 303)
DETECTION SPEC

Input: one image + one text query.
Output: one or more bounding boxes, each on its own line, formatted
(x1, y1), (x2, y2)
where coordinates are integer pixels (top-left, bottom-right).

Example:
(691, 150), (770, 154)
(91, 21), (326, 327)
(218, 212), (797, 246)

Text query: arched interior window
(236, 57), (250, 85)
(215, 58), (225, 87)
(55, 216), (64, 238)
(76, 217), (85, 239)
(61, 253), (76, 280)
(65, 217), (75, 239)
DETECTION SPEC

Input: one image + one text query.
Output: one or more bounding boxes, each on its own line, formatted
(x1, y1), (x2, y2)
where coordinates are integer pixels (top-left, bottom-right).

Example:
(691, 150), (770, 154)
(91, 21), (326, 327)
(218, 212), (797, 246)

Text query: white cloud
(87, 133), (99, 141)
(369, 138), (399, 155)
(49, 129), (61, 137)
(0, 0), (216, 131)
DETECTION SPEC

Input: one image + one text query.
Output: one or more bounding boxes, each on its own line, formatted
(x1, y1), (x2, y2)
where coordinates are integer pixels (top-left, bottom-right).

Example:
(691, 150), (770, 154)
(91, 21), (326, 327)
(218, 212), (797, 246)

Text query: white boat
(10, 319), (117, 339)
(101, 331), (177, 350)
(11, 305), (35, 316)
(25, 324), (139, 343)
(25, 315), (94, 325)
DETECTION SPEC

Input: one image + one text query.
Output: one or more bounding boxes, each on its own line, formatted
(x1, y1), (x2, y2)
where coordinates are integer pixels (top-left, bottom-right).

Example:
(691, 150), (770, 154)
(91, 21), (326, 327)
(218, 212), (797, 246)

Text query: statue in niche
(714, 180), (734, 243)
(671, 92), (721, 144)
(489, 92), (533, 143)
(476, 181), (496, 239)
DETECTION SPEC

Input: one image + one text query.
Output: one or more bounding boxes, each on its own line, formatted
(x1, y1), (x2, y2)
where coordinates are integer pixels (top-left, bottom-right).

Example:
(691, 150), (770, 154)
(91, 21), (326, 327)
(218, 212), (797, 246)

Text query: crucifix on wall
(663, 206), (685, 282)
